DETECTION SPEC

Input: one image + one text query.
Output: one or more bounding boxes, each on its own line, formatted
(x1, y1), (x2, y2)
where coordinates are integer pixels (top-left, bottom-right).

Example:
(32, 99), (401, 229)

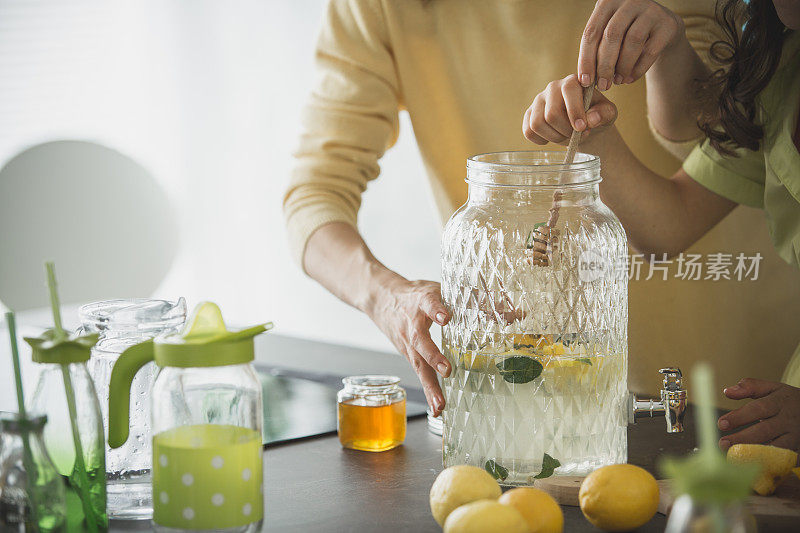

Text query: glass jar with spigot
(441, 151), (629, 483)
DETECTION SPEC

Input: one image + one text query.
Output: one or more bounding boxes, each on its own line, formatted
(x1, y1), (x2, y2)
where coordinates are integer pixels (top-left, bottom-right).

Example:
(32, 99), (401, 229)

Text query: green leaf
(534, 453), (561, 479)
(525, 231), (534, 249)
(659, 452), (758, 504)
(496, 356), (543, 384)
(578, 358), (592, 366)
(485, 459), (509, 481)
(512, 343), (538, 351)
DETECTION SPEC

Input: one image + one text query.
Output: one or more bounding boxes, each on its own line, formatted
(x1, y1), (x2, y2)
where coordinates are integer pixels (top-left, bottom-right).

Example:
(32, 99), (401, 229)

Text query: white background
(0, 0), (441, 355)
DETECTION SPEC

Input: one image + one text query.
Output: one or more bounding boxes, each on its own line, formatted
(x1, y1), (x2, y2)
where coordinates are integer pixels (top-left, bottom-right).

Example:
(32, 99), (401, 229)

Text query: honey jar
(337, 375), (406, 452)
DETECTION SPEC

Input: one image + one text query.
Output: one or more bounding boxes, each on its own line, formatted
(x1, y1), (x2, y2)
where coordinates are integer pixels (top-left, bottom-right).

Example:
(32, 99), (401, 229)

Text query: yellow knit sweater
(284, 0), (800, 402)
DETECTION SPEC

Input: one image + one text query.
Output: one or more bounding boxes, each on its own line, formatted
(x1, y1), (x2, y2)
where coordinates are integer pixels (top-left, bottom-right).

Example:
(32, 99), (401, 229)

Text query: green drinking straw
(44, 262), (99, 533)
(6, 311), (40, 530)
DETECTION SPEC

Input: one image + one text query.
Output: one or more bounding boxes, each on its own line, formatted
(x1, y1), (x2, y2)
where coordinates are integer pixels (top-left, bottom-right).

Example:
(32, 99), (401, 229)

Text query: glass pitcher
(79, 297), (186, 520)
(441, 151), (629, 484)
(108, 302), (269, 532)
(0, 413), (66, 532)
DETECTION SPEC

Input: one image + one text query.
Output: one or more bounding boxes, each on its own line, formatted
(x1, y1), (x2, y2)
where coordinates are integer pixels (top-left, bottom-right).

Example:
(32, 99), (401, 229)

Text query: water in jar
(442, 333), (628, 483)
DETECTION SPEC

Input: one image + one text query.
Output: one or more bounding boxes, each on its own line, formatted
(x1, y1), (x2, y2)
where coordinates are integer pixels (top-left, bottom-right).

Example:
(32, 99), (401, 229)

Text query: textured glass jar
(441, 151), (628, 484)
(79, 298), (186, 520)
(337, 376), (406, 452)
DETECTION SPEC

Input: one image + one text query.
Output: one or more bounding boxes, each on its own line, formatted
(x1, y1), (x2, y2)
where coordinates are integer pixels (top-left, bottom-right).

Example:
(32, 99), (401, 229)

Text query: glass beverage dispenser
(440, 151), (629, 484)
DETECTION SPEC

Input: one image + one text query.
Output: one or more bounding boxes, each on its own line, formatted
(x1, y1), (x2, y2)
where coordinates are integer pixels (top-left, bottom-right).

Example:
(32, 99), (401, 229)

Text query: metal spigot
(629, 367), (687, 433)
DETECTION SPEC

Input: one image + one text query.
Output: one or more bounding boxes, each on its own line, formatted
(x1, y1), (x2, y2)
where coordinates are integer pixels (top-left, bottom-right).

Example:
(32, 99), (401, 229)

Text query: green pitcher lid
(151, 302), (272, 368)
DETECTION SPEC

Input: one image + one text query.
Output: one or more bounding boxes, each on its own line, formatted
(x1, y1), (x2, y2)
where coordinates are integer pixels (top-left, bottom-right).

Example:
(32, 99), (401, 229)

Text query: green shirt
(684, 30), (800, 268)
(683, 31), (800, 385)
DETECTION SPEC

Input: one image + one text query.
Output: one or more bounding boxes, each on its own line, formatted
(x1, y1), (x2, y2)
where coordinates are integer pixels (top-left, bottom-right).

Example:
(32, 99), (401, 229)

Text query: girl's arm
(577, 0), (714, 141)
(522, 74), (736, 257)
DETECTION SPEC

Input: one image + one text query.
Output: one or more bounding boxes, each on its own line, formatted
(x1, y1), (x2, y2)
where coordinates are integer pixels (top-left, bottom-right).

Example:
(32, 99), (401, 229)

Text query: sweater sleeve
(646, 0), (725, 159)
(283, 0), (400, 269)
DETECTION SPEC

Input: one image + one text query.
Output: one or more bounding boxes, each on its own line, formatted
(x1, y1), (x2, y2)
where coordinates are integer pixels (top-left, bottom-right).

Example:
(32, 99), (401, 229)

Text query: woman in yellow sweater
(523, 0), (800, 449)
(283, 0), (800, 417)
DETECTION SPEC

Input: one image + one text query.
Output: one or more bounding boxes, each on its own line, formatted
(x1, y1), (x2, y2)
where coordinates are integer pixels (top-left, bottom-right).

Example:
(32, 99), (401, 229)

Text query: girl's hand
(718, 379), (800, 452)
(522, 74), (618, 145)
(368, 278), (451, 416)
(578, 0), (685, 90)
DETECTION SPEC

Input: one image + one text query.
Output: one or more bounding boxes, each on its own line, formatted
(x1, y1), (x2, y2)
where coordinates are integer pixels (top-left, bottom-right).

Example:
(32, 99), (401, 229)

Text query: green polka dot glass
(108, 302), (271, 532)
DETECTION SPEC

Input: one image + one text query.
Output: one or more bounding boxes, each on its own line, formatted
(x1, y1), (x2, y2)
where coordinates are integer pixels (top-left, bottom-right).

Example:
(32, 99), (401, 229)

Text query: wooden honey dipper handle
(531, 84), (596, 267)
(545, 84), (595, 229)
(563, 85), (596, 166)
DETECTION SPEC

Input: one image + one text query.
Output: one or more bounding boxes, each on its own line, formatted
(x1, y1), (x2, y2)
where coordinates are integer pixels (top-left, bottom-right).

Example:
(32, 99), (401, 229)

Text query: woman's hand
(368, 277), (451, 416)
(578, 0), (685, 90)
(718, 379), (800, 452)
(522, 74), (618, 145)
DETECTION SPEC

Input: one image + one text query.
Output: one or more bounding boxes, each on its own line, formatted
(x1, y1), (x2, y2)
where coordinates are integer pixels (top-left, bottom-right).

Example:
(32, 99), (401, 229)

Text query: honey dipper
(529, 85), (596, 267)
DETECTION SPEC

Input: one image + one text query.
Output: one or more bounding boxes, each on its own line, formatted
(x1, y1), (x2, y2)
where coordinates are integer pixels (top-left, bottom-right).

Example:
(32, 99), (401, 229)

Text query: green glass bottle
(23, 263), (108, 532)
(26, 347), (108, 532)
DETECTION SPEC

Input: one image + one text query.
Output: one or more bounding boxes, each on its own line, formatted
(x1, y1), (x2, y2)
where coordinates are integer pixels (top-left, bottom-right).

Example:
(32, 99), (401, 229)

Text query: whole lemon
(499, 487), (563, 533)
(443, 499), (529, 533)
(579, 464), (659, 531)
(430, 465), (502, 526)
(727, 443), (799, 495)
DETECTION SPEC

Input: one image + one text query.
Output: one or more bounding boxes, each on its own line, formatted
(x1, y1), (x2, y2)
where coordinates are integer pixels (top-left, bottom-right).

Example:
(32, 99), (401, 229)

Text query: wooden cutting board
(535, 475), (800, 517)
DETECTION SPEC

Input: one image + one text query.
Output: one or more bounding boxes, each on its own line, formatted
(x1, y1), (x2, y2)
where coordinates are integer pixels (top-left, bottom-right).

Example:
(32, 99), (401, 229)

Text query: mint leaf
(496, 356), (543, 384)
(534, 453), (561, 479)
(485, 459), (509, 481)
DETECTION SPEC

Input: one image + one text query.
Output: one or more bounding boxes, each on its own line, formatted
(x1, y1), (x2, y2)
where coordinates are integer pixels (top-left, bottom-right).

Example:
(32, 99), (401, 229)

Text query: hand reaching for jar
(718, 379), (800, 452)
(522, 74), (618, 145)
(367, 278), (452, 416)
(303, 222), (453, 417)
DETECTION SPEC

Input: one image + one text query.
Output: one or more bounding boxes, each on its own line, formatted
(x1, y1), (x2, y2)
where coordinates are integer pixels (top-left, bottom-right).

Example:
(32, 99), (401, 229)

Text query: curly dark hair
(700, 0), (791, 154)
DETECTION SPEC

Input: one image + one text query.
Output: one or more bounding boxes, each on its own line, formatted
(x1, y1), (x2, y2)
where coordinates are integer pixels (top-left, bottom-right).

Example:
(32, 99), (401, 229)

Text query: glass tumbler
(79, 298), (186, 520)
(0, 413), (66, 532)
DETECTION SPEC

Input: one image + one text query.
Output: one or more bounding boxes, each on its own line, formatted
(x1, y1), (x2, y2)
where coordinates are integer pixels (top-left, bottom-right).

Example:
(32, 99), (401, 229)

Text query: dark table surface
(261, 411), (798, 532)
(103, 334), (797, 532)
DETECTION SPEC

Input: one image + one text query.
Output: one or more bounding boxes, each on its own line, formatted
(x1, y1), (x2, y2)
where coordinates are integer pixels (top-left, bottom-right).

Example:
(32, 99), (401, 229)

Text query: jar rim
(0, 411), (47, 433)
(342, 375), (401, 394)
(467, 150), (601, 188)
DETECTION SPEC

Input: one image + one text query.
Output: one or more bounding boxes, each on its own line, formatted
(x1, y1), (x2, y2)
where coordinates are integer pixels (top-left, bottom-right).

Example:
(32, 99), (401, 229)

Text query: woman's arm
(523, 75), (736, 256)
(304, 222), (451, 415)
(284, 0), (451, 415)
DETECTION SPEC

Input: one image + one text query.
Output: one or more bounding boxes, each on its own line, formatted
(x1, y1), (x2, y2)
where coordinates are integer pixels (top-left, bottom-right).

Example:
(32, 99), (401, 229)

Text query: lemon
(727, 443), (799, 496)
(459, 351), (494, 371)
(443, 499), (528, 533)
(793, 466), (800, 481)
(579, 464), (659, 531)
(499, 487), (563, 533)
(429, 465), (502, 526)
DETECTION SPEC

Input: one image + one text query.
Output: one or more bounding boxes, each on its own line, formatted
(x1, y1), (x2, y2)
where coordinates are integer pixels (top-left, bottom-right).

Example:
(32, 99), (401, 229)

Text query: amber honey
(337, 375), (407, 452)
